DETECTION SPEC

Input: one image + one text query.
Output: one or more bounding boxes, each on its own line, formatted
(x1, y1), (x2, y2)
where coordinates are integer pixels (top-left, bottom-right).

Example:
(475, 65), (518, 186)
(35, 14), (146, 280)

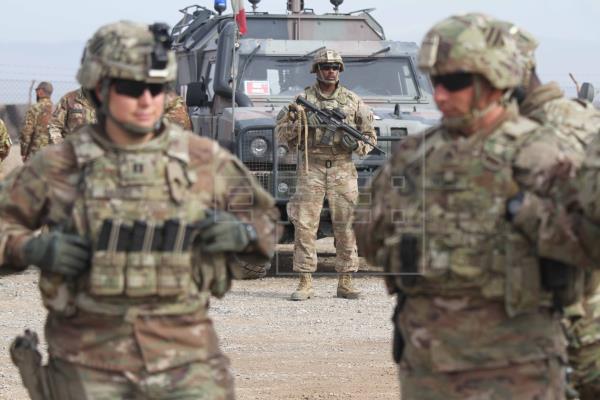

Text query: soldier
(20, 81), (53, 161)
(355, 14), (579, 399)
(48, 87), (96, 142)
(503, 20), (600, 400)
(165, 89), (193, 130)
(275, 48), (376, 300)
(0, 118), (12, 164)
(3, 21), (279, 399)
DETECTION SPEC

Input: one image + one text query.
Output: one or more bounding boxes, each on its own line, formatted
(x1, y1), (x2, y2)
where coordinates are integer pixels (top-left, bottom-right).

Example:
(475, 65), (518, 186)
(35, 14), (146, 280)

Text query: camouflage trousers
(565, 285), (600, 400)
(42, 357), (234, 400)
(287, 156), (358, 273)
(396, 295), (567, 400)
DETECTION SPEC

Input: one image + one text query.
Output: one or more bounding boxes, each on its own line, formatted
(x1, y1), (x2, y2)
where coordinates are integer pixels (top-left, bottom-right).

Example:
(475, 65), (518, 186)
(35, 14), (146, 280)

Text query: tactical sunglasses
(113, 79), (166, 98)
(318, 63), (341, 71)
(431, 73), (474, 92)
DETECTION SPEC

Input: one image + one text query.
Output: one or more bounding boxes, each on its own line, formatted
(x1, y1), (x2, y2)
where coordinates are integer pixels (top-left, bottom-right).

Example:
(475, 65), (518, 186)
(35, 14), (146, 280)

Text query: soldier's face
(317, 63), (340, 83)
(432, 73), (475, 118)
(106, 79), (165, 130)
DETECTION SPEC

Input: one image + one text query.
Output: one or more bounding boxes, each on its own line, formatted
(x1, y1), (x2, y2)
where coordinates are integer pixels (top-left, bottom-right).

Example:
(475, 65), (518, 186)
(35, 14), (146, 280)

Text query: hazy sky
(1, 0), (599, 101)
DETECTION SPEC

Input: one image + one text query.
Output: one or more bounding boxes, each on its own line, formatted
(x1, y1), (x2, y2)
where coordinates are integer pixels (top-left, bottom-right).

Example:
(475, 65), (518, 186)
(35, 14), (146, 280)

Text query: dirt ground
(0, 147), (400, 399)
(0, 270), (399, 400)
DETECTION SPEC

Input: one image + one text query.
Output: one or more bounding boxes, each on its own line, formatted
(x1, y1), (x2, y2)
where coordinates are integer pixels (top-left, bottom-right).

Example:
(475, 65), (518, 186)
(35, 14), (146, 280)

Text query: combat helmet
(493, 20), (539, 86)
(311, 48), (345, 73)
(77, 20), (177, 134)
(418, 13), (524, 90)
(77, 20), (177, 95)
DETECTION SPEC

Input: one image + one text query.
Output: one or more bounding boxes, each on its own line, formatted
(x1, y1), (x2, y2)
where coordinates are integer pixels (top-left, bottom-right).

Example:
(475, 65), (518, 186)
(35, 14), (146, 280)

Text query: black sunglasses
(113, 79), (166, 98)
(431, 73), (474, 92)
(319, 63), (341, 71)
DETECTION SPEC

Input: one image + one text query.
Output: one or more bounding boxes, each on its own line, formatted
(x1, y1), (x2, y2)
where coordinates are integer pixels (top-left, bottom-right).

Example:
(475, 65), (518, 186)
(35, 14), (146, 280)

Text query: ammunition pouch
(392, 292), (406, 364)
(89, 218), (200, 297)
(540, 258), (584, 312)
(10, 330), (49, 400)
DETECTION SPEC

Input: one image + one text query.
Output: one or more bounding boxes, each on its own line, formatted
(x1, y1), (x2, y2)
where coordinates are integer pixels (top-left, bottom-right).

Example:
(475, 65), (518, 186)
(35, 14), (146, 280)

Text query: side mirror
(186, 81), (209, 107)
(579, 82), (595, 103)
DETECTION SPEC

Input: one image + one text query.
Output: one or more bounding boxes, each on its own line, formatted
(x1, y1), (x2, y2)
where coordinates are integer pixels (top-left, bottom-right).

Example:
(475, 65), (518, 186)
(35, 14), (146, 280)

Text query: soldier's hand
(22, 232), (91, 277)
(195, 210), (257, 253)
(306, 111), (321, 128)
(341, 134), (358, 151)
(287, 104), (299, 122)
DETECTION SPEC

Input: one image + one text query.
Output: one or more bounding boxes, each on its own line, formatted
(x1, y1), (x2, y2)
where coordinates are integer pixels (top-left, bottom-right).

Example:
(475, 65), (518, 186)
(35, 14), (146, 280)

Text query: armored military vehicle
(171, 0), (438, 276)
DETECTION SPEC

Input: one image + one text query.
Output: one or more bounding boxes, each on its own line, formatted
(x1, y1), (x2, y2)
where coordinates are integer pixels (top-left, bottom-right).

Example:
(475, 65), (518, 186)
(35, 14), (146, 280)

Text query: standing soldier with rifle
(20, 81), (53, 162)
(4, 20), (280, 399)
(275, 48), (376, 300)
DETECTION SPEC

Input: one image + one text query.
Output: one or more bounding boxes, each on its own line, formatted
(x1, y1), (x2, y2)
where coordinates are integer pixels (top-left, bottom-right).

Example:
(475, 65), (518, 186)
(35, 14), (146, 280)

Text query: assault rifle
(296, 96), (385, 154)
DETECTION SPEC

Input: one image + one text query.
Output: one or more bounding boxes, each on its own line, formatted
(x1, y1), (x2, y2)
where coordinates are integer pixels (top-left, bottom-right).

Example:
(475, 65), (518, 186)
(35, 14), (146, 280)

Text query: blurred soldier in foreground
(4, 20), (279, 399)
(20, 81), (53, 161)
(49, 87), (191, 142)
(355, 13), (580, 399)
(276, 48), (375, 300)
(48, 87), (96, 142)
(0, 118), (12, 166)
(503, 20), (600, 400)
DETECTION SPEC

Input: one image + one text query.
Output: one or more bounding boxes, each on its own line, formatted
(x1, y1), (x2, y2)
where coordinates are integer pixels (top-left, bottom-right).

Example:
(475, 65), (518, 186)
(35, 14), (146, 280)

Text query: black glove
(341, 134), (358, 151)
(23, 232), (91, 277)
(196, 210), (257, 253)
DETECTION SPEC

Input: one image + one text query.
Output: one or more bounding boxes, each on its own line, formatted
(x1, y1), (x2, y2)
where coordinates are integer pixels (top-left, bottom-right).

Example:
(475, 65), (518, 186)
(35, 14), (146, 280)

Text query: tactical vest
(39, 125), (215, 317)
(386, 120), (552, 317)
(301, 85), (359, 157)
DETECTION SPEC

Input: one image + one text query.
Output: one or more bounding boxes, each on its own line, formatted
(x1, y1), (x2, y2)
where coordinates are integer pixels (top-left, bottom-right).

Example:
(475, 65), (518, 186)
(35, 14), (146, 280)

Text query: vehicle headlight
(278, 182), (289, 193)
(277, 145), (288, 158)
(250, 137), (268, 157)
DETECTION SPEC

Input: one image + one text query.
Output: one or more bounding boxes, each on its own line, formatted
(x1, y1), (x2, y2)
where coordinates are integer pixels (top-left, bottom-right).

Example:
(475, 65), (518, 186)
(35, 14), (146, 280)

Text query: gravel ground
(0, 146), (400, 399)
(0, 270), (399, 400)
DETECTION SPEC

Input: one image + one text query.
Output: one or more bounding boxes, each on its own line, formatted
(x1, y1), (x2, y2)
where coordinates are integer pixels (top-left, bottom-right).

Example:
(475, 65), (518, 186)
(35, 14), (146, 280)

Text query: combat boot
(337, 273), (361, 299)
(290, 273), (314, 301)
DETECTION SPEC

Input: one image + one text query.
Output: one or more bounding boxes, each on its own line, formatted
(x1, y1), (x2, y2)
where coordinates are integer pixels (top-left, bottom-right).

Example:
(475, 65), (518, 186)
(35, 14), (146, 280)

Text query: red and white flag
(232, 0), (247, 35)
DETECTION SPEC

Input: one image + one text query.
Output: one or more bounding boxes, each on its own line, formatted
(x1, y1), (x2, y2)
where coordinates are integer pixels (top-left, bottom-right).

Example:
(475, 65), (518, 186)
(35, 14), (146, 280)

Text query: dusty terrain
(0, 147), (400, 399)
(0, 271), (399, 400)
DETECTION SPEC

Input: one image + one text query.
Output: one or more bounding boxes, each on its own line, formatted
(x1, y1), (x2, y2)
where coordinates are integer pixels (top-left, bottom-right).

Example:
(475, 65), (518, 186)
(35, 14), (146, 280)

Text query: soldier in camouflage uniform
(355, 14), (582, 399)
(500, 20), (600, 400)
(165, 90), (193, 130)
(276, 48), (376, 300)
(2, 21), (279, 399)
(20, 81), (53, 161)
(48, 87), (96, 142)
(49, 88), (190, 143)
(0, 118), (12, 164)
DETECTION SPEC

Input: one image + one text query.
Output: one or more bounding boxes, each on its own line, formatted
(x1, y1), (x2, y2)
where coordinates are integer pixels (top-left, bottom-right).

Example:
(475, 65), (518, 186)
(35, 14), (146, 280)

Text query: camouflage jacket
(165, 91), (192, 130)
(0, 122), (280, 372)
(354, 107), (584, 369)
(521, 82), (600, 163)
(48, 88), (96, 142)
(20, 97), (53, 160)
(0, 118), (11, 162)
(275, 83), (376, 159)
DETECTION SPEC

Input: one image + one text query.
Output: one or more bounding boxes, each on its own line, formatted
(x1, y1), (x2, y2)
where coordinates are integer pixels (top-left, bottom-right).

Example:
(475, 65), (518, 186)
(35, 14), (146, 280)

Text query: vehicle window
(238, 55), (422, 98)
